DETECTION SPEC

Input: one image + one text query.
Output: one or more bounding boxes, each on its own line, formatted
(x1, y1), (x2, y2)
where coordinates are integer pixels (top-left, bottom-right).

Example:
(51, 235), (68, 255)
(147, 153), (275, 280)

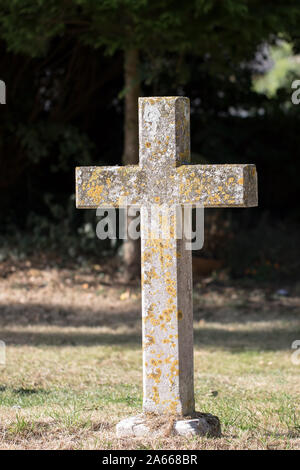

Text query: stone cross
(76, 97), (257, 436)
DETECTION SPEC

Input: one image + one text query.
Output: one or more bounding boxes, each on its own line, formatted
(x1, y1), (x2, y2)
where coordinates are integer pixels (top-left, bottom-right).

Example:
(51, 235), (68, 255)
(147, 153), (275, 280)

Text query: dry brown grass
(0, 258), (299, 449)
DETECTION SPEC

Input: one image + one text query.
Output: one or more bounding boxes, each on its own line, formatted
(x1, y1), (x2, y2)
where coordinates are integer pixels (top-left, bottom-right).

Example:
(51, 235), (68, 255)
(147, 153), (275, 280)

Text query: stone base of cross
(76, 96), (257, 438)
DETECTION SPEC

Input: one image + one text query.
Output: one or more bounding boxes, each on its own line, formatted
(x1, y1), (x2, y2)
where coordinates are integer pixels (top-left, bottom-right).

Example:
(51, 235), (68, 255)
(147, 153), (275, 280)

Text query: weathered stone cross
(76, 97), (257, 437)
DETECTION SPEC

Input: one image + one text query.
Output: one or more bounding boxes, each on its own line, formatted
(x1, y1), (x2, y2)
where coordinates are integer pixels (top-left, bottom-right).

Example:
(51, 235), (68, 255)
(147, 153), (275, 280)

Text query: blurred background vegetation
(0, 0), (300, 282)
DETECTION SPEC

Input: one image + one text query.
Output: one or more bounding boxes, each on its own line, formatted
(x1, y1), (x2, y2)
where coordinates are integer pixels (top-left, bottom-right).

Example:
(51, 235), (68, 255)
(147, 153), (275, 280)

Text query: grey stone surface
(116, 415), (150, 438)
(116, 413), (221, 438)
(76, 163), (258, 209)
(174, 413), (221, 437)
(141, 98), (194, 416)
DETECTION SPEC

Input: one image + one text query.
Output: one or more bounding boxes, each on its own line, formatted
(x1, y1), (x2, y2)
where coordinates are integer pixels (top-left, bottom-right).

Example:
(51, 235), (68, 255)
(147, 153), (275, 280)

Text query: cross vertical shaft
(140, 97), (194, 415)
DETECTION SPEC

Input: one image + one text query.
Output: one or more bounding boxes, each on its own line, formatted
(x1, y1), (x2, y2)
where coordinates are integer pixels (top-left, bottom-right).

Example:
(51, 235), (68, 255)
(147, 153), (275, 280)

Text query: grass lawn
(0, 258), (299, 449)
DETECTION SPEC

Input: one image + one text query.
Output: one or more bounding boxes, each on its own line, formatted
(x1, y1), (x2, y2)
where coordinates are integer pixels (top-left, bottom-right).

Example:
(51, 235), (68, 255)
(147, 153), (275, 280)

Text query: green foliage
(253, 41), (300, 98)
(0, 0), (299, 62)
(17, 122), (93, 169)
(0, 0), (65, 56)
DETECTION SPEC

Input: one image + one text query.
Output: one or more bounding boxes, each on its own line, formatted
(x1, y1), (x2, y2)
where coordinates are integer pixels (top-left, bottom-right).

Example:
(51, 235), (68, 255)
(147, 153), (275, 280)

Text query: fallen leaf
(120, 291), (130, 300)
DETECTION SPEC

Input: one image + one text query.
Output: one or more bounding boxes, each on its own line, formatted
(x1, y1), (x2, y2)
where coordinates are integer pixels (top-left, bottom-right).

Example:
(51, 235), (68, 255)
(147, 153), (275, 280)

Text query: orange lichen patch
(162, 306), (175, 324)
(143, 267), (159, 285)
(237, 177), (244, 185)
(165, 355), (173, 365)
(227, 176), (236, 185)
(169, 360), (179, 385)
(208, 194), (220, 204)
(86, 184), (104, 204)
(150, 358), (162, 367)
(177, 310), (183, 321)
(170, 360), (179, 375)
(146, 239), (172, 251)
(145, 335), (155, 346)
(146, 303), (160, 326)
(166, 286), (176, 297)
(165, 274), (176, 297)
(169, 220), (175, 238)
(167, 400), (179, 414)
(145, 142), (151, 148)
(142, 251), (152, 264)
(148, 368), (162, 384)
(152, 386), (160, 404)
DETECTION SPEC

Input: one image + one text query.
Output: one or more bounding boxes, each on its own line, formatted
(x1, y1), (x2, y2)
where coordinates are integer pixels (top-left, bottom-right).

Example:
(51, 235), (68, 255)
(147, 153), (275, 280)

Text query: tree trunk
(122, 48), (140, 281)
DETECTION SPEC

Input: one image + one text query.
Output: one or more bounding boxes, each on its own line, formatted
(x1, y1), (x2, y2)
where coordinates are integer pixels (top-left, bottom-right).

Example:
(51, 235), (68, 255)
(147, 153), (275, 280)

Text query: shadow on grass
(0, 303), (141, 328)
(1, 301), (299, 327)
(0, 301), (299, 351)
(0, 324), (298, 351)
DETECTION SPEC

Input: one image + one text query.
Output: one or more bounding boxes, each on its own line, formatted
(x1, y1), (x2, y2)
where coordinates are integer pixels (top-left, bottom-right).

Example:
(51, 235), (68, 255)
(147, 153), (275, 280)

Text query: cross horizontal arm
(76, 166), (145, 208)
(176, 164), (258, 207)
